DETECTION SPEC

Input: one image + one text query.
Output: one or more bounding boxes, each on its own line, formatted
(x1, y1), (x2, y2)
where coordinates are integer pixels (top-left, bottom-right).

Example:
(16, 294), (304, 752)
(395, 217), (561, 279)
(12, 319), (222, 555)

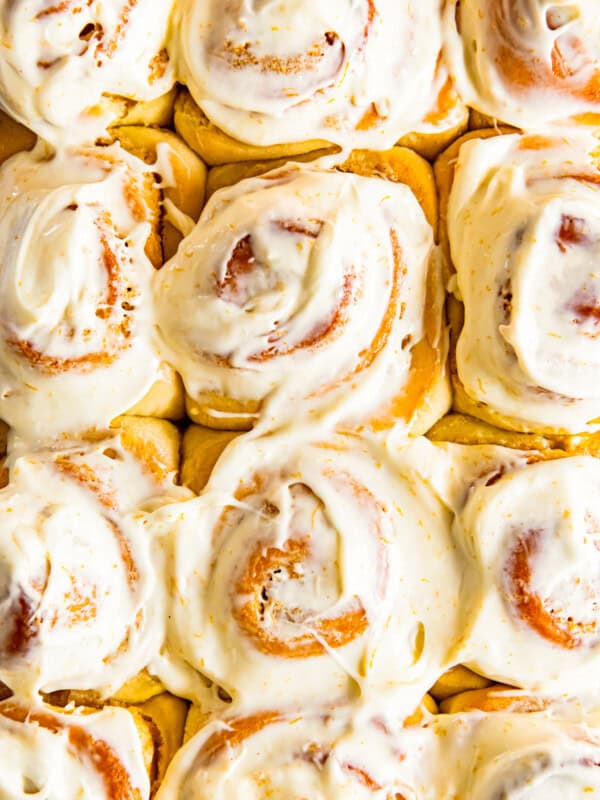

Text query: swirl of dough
(156, 707), (413, 800)
(373, 711), (600, 799)
(153, 434), (462, 711)
(155, 163), (443, 435)
(0, 701), (151, 800)
(446, 712), (600, 800)
(0, 144), (162, 438)
(0, 0), (175, 144)
(448, 132), (600, 433)
(0, 433), (179, 698)
(454, 451), (600, 692)
(174, 0), (442, 149)
(443, 0), (600, 127)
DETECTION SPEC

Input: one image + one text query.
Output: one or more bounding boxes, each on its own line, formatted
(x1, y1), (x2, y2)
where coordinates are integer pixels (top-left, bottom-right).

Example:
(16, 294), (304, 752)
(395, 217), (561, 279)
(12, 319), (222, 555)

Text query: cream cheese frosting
(173, 0), (442, 150)
(156, 704), (600, 800)
(155, 706), (421, 800)
(0, 433), (182, 698)
(0, 144), (162, 440)
(0, 0), (175, 145)
(151, 433), (463, 713)
(155, 163), (444, 437)
(0, 701), (150, 800)
(443, 0), (600, 128)
(448, 131), (600, 433)
(451, 449), (600, 693)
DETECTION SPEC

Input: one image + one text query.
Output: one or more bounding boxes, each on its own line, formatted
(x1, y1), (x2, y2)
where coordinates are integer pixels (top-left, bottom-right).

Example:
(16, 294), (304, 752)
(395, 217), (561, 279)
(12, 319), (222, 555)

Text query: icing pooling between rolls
(155, 163), (442, 436)
(152, 435), (463, 711)
(0, 702), (150, 800)
(448, 132), (600, 433)
(0, 144), (161, 439)
(0, 434), (179, 699)
(0, 0), (175, 145)
(174, 0), (442, 149)
(443, 0), (600, 127)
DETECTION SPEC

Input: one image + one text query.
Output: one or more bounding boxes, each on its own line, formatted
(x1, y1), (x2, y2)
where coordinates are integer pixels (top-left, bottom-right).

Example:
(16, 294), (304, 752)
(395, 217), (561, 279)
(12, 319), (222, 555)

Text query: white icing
(0, 144), (161, 440)
(152, 434), (463, 712)
(454, 451), (600, 692)
(155, 707), (420, 800)
(0, 433), (184, 698)
(448, 131), (600, 432)
(0, 0), (175, 145)
(155, 163), (442, 437)
(443, 0), (600, 127)
(174, 0), (442, 149)
(0, 702), (150, 800)
(156, 706), (600, 800)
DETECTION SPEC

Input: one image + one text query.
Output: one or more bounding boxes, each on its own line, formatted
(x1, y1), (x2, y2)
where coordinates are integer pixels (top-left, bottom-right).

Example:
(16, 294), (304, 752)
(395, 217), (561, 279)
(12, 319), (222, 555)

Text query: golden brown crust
(136, 693), (188, 792)
(186, 392), (260, 432)
(188, 146), (446, 432)
(126, 365), (186, 422)
(207, 146), (438, 236)
(111, 125), (207, 261)
(110, 87), (178, 130)
(427, 412), (600, 457)
(206, 149), (337, 198)
(433, 127), (594, 436)
(429, 665), (494, 703)
(337, 147), (438, 238)
(434, 127), (512, 283)
(181, 426), (240, 494)
(0, 110), (37, 166)
(439, 686), (551, 715)
(174, 88), (337, 166)
(109, 415), (181, 483)
(183, 704), (211, 743)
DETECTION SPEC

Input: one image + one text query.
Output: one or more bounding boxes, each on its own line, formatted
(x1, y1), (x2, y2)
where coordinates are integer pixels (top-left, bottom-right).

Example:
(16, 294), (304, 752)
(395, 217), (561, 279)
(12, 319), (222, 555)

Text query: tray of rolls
(0, 1), (599, 797)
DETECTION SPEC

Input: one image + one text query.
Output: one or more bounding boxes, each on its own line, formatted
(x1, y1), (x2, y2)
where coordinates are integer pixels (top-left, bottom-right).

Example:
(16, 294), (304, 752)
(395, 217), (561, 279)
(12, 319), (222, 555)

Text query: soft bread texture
(172, 1), (444, 151)
(174, 89), (336, 166)
(156, 152), (448, 435)
(156, 434), (464, 711)
(176, 83), (468, 166)
(111, 125), (207, 261)
(0, 0), (175, 146)
(0, 110), (36, 166)
(436, 128), (600, 435)
(443, 0), (600, 129)
(0, 421), (185, 699)
(429, 665), (493, 702)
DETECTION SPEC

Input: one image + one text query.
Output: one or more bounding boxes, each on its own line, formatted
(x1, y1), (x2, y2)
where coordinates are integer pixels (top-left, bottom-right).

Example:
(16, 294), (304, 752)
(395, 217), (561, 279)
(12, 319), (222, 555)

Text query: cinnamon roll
(0, 142), (185, 438)
(0, 0), (175, 145)
(398, 60), (470, 161)
(444, 0), (600, 128)
(0, 699), (154, 799)
(173, 0), (444, 153)
(450, 446), (600, 693)
(155, 706), (420, 800)
(154, 432), (463, 710)
(155, 159), (449, 436)
(0, 418), (187, 698)
(438, 129), (600, 434)
(402, 711), (600, 799)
